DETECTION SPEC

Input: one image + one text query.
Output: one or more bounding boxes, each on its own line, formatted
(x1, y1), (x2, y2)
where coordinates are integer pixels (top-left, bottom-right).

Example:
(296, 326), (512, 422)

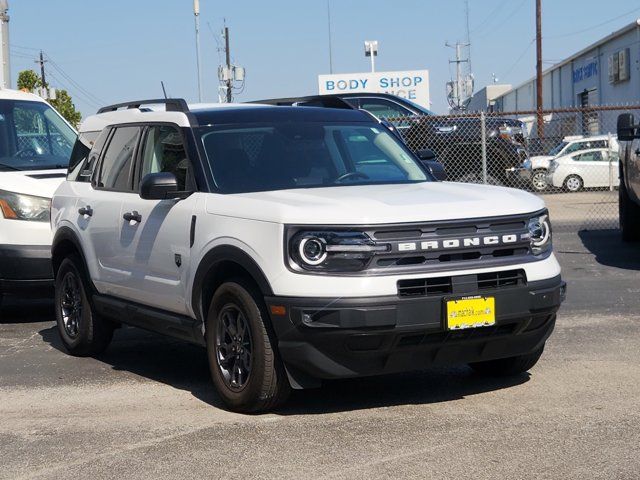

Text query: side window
(357, 99), (412, 119)
(67, 131), (100, 180)
(574, 151), (603, 162)
(590, 140), (607, 149)
(564, 142), (585, 154)
(97, 126), (140, 190)
(139, 125), (189, 190)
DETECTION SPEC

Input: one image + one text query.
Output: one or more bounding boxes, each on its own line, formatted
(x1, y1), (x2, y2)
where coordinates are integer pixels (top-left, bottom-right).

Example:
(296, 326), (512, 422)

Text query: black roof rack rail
(248, 95), (355, 110)
(97, 98), (189, 114)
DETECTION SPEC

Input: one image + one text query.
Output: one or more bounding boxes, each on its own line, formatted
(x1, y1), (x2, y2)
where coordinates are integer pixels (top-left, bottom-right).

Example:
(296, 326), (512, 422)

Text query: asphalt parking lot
(1, 195), (639, 479)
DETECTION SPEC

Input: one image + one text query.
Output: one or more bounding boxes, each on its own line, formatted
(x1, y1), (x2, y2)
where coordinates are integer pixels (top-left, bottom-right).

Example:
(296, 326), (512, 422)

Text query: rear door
(573, 150), (609, 188)
(113, 124), (197, 315)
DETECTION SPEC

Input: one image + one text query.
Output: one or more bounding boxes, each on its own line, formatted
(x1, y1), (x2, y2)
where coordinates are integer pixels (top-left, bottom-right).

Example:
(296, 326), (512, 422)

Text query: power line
(45, 70), (102, 109)
(546, 6), (640, 39)
(499, 38), (535, 80)
(470, 0), (509, 35)
(474, 0), (528, 39)
(43, 54), (106, 105)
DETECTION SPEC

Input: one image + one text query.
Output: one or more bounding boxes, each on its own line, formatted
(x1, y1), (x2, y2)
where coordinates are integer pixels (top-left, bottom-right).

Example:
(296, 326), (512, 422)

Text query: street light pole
(194, 0), (203, 103)
(0, 0), (10, 89)
(364, 40), (378, 73)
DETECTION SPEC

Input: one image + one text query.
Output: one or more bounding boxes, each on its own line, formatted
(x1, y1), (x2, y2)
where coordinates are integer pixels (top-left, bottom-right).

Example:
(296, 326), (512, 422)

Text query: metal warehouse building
(490, 19), (640, 112)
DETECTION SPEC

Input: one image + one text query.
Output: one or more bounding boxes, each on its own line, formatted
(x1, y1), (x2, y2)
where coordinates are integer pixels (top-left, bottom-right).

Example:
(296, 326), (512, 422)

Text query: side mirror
(417, 148), (437, 161)
(617, 113), (638, 141)
(139, 172), (185, 200)
(422, 159), (448, 181)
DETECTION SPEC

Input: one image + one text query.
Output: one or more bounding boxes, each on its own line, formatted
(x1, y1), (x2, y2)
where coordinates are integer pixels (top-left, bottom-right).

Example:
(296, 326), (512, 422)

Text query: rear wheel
(563, 175), (583, 192)
(469, 346), (544, 376)
(531, 169), (548, 191)
(206, 280), (290, 413)
(54, 255), (114, 356)
(620, 177), (640, 241)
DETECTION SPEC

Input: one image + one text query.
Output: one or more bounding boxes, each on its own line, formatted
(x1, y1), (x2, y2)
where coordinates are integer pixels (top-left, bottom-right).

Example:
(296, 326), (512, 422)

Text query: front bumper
(267, 275), (565, 388)
(0, 244), (54, 295)
(506, 166), (532, 183)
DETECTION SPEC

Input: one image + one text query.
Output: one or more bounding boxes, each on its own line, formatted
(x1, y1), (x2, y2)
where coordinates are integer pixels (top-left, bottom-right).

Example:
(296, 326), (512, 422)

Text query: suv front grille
(397, 269), (526, 298)
(361, 212), (537, 274)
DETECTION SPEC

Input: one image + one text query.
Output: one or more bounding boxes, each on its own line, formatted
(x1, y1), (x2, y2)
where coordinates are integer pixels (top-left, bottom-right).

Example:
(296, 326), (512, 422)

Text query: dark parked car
(616, 113), (640, 241)
(255, 93), (529, 187)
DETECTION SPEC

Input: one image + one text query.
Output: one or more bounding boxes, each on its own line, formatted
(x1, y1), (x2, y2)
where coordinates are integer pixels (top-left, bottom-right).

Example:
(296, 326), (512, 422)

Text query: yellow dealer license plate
(446, 296), (496, 330)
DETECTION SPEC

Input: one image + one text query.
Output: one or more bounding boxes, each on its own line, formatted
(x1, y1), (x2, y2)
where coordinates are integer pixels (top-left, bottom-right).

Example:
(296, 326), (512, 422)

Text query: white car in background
(0, 88), (77, 309)
(529, 134), (618, 191)
(546, 148), (619, 192)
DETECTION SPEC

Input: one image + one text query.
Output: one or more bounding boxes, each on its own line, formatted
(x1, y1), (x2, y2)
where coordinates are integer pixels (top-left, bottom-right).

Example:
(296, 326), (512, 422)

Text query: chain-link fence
(387, 104), (640, 231)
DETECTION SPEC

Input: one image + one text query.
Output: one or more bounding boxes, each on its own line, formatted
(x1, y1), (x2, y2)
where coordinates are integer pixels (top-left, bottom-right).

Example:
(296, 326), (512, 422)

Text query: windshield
(548, 141), (568, 156)
(0, 99), (77, 171)
(198, 122), (430, 193)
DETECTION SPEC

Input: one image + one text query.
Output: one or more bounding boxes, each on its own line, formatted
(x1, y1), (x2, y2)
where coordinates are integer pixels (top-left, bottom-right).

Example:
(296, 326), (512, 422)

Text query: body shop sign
(318, 70), (430, 109)
(573, 60), (598, 83)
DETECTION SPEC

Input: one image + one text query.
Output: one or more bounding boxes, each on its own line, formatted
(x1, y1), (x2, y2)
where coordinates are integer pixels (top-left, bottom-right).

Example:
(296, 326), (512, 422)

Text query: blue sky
(8, 0), (640, 116)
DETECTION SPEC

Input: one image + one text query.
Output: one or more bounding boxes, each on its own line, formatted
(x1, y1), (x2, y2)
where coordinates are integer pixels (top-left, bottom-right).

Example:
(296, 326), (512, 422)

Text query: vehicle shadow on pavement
(578, 229), (640, 270)
(39, 324), (530, 415)
(278, 370), (529, 415)
(0, 298), (53, 323)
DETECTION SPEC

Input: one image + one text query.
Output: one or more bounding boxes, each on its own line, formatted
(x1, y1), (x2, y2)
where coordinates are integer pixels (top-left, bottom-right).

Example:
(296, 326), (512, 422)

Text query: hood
(530, 155), (552, 169)
(0, 169), (67, 198)
(206, 182), (545, 225)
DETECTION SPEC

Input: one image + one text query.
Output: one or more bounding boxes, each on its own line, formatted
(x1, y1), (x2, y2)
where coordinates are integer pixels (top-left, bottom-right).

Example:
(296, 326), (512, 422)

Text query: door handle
(78, 205), (93, 217)
(123, 211), (142, 223)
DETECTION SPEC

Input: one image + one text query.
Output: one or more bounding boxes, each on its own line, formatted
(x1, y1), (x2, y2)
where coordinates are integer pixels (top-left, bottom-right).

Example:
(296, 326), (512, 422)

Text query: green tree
(49, 90), (82, 128)
(17, 69), (42, 91)
(16, 69), (82, 128)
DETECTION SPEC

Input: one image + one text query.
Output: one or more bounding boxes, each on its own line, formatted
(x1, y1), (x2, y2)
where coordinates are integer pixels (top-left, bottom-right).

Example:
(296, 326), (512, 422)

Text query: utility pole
(536, 0), (544, 137)
(0, 0), (10, 89)
(36, 50), (47, 88)
(446, 41), (470, 111)
(193, 0), (203, 102)
(224, 25), (232, 103)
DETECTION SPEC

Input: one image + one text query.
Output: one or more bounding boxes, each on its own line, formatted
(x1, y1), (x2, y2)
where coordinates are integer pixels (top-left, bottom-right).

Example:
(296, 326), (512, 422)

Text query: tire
(563, 174), (583, 192)
(54, 255), (114, 356)
(619, 177), (640, 241)
(469, 345), (544, 376)
(531, 169), (548, 192)
(206, 280), (290, 413)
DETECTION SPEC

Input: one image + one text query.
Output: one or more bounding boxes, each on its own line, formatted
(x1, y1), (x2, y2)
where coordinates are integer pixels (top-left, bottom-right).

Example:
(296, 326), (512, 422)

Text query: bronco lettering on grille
(397, 234), (525, 253)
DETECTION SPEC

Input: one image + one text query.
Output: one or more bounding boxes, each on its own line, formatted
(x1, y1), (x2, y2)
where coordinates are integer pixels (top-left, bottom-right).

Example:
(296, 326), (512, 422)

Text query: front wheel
(54, 255), (114, 356)
(206, 280), (290, 413)
(469, 346), (544, 376)
(531, 169), (548, 191)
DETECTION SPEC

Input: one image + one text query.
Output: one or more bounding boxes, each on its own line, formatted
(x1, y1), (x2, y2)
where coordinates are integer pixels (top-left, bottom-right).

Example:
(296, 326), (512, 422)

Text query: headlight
(527, 213), (552, 255)
(289, 230), (389, 272)
(0, 190), (51, 222)
(522, 158), (532, 170)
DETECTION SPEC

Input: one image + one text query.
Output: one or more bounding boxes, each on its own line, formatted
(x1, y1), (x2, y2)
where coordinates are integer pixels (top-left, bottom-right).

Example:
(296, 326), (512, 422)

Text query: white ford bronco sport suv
(0, 88), (76, 308)
(51, 99), (565, 412)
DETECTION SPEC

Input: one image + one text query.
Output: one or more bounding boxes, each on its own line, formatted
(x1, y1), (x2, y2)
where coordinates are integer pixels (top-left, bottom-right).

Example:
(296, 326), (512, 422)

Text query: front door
(114, 125), (197, 315)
